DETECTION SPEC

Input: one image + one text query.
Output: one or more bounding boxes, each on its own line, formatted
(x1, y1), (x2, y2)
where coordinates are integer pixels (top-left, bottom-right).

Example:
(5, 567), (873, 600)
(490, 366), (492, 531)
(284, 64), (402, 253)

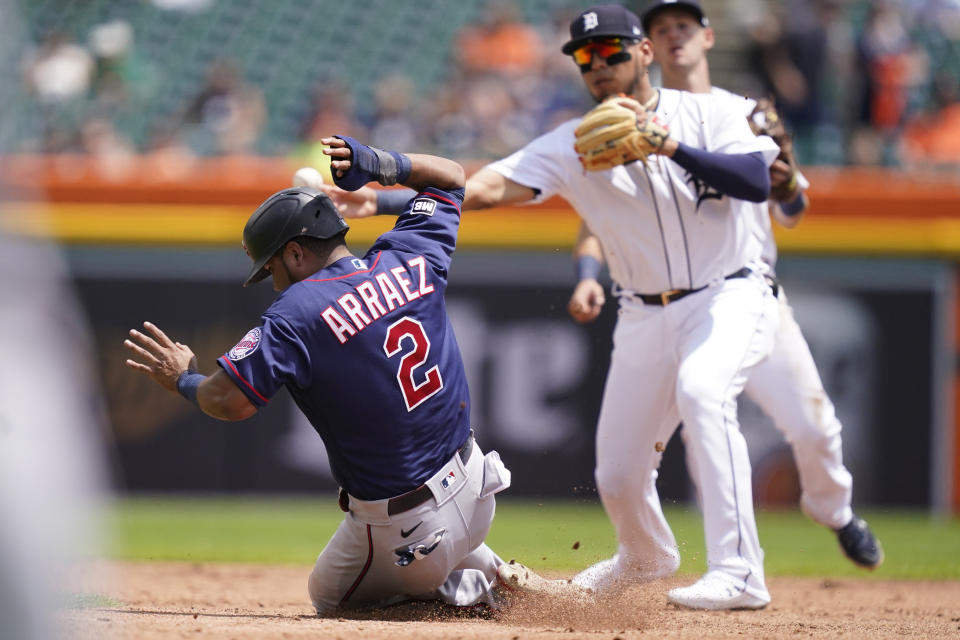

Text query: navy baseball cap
(561, 4), (644, 55)
(640, 0), (709, 35)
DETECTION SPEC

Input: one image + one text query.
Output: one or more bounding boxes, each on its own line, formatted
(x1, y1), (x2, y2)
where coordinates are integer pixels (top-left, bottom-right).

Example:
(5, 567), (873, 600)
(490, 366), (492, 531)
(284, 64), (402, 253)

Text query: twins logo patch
(440, 470), (457, 489)
(411, 198), (436, 216)
(228, 328), (261, 361)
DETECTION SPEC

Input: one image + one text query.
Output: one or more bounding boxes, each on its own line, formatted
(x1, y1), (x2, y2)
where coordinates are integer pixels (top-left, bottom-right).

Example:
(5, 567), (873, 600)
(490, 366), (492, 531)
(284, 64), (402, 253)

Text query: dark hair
(285, 232), (347, 257)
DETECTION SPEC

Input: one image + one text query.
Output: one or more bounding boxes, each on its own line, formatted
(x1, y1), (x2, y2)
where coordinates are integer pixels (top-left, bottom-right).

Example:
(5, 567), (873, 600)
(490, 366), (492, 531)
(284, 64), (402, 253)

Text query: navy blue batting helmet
(242, 187), (349, 286)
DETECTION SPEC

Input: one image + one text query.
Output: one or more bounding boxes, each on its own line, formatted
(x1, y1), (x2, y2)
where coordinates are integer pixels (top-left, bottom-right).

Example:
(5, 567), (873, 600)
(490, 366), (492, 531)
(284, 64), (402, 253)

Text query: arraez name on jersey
(321, 255), (435, 344)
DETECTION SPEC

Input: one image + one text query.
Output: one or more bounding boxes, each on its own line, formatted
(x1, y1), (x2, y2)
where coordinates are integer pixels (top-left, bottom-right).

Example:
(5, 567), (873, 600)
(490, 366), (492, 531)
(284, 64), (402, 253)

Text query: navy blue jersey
(217, 187), (471, 500)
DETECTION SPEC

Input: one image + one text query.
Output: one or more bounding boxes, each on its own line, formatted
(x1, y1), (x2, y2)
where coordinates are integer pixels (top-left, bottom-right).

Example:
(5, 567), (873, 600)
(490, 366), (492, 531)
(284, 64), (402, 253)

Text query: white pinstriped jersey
(487, 88), (779, 293)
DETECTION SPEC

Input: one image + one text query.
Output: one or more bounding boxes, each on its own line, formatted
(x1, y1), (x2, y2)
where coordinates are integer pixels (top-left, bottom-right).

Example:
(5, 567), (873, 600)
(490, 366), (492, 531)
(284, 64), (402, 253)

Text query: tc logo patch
(228, 328), (261, 361)
(411, 198), (436, 216)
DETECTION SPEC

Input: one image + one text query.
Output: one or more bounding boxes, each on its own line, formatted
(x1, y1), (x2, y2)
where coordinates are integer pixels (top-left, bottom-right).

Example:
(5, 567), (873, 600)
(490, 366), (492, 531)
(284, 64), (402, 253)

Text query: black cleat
(836, 515), (884, 569)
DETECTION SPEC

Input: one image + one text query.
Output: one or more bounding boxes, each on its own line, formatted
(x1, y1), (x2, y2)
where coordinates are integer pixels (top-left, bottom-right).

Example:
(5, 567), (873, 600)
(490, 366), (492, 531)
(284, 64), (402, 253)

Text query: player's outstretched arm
(321, 135), (464, 193)
(124, 321), (256, 421)
(337, 165), (539, 216)
(464, 168), (538, 210)
(194, 370), (258, 421)
(317, 183), (379, 219)
(402, 152), (465, 192)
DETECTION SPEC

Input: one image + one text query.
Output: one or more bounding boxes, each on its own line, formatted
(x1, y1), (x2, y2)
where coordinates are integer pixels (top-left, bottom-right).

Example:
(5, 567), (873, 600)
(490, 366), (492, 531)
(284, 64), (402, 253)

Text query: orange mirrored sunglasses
(571, 38), (633, 71)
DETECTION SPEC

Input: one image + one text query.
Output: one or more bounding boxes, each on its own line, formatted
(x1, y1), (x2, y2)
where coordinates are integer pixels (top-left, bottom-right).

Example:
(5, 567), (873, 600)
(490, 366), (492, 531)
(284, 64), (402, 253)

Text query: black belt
(636, 267), (753, 306)
(764, 274), (780, 298)
(338, 434), (475, 516)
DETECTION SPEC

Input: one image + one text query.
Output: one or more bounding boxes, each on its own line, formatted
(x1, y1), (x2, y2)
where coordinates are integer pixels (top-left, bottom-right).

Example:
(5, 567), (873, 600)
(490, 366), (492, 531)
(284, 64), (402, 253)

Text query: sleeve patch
(411, 198), (436, 215)
(228, 328), (262, 361)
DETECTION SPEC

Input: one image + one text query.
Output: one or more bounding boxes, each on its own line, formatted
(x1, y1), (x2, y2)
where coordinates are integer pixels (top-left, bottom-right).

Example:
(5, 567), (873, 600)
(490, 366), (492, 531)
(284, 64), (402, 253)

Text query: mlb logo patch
(440, 471), (456, 489)
(411, 199), (436, 216)
(351, 258), (368, 270)
(228, 328), (261, 361)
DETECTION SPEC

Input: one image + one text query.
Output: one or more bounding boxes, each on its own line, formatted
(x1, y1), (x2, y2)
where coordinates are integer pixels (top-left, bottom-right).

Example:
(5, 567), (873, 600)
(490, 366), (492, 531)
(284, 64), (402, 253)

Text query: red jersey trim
(340, 524), (374, 605)
(220, 357), (270, 404)
(305, 252), (383, 283)
(419, 190), (461, 212)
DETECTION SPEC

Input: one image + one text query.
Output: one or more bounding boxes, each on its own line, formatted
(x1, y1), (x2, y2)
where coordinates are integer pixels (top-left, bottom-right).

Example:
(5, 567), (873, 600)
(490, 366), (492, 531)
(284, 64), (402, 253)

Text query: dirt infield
(59, 561), (960, 639)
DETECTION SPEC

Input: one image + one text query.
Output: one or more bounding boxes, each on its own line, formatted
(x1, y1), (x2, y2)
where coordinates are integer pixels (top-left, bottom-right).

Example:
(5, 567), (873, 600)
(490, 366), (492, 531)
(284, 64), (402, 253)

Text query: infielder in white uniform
(320, 3), (782, 610)
(568, 0), (883, 579)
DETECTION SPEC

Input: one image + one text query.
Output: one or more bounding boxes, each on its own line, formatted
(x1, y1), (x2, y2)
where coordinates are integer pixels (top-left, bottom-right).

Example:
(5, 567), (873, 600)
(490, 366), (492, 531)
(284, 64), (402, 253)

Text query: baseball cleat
(667, 571), (770, 611)
(836, 515), (884, 569)
(497, 560), (591, 599)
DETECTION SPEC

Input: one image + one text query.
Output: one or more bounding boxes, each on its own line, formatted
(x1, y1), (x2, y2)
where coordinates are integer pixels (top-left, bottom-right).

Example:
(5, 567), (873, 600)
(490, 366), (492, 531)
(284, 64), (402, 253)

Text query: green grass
(105, 495), (960, 580)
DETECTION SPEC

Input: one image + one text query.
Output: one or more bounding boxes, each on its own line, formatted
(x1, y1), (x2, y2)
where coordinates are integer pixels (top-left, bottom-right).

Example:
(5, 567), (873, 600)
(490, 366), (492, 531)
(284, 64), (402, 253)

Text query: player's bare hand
(769, 157), (794, 183)
(769, 158), (799, 202)
(609, 94), (642, 112)
(568, 279), (605, 324)
(608, 93), (657, 114)
(317, 182), (378, 218)
(124, 321), (198, 392)
(320, 136), (353, 179)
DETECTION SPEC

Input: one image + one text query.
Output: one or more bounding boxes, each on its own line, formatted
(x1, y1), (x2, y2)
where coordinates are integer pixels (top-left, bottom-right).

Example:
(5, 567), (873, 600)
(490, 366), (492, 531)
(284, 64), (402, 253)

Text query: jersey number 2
(383, 317), (444, 412)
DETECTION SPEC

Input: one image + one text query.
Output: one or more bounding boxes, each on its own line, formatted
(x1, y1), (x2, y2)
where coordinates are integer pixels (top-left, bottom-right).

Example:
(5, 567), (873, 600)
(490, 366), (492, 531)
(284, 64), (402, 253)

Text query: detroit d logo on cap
(228, 327), (262, 361)
(583, 11), (599, 30)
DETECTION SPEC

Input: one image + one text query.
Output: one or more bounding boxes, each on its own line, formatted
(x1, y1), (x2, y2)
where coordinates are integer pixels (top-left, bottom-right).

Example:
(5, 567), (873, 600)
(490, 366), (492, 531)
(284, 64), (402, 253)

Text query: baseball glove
(748, 98), (800, 202)
(574, 97), (669, 171)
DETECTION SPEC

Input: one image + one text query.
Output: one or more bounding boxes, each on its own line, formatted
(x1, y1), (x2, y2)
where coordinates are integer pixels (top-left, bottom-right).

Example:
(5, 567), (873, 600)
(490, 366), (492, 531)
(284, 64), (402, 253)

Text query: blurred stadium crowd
(4, 0), (960, 170)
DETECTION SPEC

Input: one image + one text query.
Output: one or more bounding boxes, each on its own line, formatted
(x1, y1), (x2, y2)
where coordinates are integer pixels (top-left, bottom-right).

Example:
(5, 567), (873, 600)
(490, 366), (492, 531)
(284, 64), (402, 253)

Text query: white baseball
(292, 166), (325, 188)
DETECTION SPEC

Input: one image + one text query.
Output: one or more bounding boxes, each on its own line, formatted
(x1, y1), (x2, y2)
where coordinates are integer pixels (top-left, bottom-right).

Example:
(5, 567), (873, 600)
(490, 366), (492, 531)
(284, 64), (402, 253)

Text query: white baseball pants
(308, 442), (511, 615)
(742, 288), (854, 529)
(594, 273), (778, 601)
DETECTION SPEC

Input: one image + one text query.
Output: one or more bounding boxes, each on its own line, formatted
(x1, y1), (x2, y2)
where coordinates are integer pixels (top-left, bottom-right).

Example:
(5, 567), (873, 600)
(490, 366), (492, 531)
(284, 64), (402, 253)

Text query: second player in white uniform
(570, 0), (883, 574)
(480, 6), (781, 609)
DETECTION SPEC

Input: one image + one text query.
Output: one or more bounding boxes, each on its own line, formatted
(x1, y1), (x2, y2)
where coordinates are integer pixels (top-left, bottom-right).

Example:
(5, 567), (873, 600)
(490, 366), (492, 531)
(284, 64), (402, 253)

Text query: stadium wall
(1, 156), (957, 512)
